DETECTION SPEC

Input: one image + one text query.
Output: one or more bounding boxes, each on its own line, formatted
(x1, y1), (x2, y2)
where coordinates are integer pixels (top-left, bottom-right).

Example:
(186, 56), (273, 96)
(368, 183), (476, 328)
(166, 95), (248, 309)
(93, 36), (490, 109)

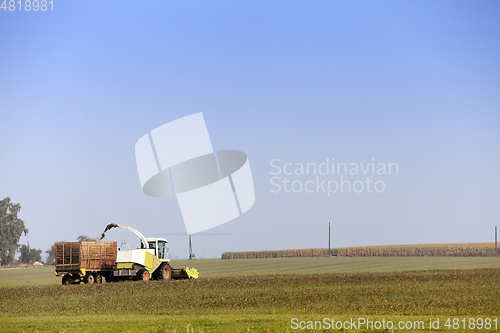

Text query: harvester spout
(101, 223), (149, 249)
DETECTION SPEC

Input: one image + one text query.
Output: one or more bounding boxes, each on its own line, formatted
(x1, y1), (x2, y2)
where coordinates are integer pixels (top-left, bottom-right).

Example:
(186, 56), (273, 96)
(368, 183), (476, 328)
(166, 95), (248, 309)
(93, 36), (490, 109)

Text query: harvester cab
(144, 237), (169, 259)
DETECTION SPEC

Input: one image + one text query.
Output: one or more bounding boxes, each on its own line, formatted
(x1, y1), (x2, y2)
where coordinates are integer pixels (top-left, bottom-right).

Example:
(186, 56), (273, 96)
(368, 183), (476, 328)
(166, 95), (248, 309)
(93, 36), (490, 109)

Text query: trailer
(55, 241), (116, 284)
(55, 228), (199, 285)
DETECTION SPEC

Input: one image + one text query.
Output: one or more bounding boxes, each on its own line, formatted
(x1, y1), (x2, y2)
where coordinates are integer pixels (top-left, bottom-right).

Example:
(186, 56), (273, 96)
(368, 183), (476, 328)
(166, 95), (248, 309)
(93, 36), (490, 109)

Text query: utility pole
(189, 234), (196, 260)
(329, 222), (331, 256)
(495, 226), (498, 254)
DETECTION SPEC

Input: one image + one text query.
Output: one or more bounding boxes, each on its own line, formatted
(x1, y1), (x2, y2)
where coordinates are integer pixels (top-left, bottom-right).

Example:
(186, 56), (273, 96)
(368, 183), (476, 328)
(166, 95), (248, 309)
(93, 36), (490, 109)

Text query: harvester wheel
(62, 274), (73, 285)
(154, 263), (172, 280)
(94, 273), (102, 284)
(137, 269), (150, 281)
(84, 273), (95, 284)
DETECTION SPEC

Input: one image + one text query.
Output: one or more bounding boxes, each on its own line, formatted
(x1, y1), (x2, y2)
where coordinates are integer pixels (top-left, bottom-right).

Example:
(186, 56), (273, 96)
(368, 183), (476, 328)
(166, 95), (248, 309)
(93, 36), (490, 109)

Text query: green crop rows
(222, 243), (499, 259)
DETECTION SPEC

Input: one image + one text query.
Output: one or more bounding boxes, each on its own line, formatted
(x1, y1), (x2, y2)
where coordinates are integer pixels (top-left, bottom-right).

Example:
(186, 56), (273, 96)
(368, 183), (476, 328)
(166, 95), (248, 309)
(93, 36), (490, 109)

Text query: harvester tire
(137, 269), (150, 281)
(94, 273), (102, 283)
(154, 263), (172, 280)
(84, 273), (95, 284)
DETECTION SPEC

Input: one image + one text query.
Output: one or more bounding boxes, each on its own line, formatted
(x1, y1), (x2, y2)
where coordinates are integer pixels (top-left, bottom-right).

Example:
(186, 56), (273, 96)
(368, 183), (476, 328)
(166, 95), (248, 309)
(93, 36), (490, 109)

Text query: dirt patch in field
(0, 264), (38, 271)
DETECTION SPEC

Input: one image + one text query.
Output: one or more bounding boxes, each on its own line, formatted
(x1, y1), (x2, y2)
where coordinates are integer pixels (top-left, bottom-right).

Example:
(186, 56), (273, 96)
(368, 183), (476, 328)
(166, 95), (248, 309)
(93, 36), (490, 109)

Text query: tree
(45, 244), (55, 265)
(77, 235), (98, 242)
(18, 244), (42, 264)
(0, 197), (28, 265)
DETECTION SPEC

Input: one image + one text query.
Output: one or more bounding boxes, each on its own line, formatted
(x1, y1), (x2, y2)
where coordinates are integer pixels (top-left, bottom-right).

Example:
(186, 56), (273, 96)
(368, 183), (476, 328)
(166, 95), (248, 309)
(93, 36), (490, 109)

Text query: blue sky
(1, 0), (499, 259)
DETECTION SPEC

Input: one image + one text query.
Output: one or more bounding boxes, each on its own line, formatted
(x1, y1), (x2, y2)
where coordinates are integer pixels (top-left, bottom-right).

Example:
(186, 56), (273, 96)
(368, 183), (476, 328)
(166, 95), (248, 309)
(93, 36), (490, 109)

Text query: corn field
(221, 243), (499, 259)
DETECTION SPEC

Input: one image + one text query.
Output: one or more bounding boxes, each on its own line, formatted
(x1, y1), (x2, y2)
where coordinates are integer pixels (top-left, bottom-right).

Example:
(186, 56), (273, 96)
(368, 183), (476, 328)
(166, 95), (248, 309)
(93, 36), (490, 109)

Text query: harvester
(55, 223), (199, 284)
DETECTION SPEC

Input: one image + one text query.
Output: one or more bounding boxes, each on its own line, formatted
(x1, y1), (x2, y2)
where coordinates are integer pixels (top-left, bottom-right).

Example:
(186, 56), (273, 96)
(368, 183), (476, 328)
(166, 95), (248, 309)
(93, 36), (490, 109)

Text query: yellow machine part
(115, 249), (161, 274)
(117, 262), (133, 269)
(184, 267), (199, 279)
(144, 251), (161, 274)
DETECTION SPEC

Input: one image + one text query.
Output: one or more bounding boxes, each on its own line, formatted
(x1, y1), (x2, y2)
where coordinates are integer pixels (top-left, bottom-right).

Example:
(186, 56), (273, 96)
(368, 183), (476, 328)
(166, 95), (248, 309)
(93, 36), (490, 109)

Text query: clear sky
(1, 0), (499, 260)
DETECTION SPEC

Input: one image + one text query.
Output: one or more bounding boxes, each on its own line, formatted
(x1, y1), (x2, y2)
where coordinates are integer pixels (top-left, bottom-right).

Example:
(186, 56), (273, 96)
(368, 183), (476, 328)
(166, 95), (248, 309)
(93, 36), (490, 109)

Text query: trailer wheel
(154, 263), (172, 280)
(94, 273), (102, 284)
(84, 273), (95, 284)
(137, 269), (149, 281)
(62, 274), (73, 285)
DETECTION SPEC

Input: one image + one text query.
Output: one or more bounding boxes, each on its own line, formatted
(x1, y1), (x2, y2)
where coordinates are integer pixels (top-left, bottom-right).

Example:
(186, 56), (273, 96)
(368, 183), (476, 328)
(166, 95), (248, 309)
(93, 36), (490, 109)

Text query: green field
(1, 257), (500, 332)
(2, 256), (500, 286)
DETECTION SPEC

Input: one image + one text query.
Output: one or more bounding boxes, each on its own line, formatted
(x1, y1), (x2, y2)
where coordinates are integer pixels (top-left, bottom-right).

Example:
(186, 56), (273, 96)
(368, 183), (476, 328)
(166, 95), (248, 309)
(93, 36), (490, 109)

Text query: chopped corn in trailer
(55, 224), (199, 284)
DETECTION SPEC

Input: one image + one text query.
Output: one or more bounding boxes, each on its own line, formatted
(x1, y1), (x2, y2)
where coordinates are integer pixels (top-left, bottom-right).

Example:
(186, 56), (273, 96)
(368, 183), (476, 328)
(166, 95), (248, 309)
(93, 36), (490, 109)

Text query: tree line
(0, 197), (98, 266)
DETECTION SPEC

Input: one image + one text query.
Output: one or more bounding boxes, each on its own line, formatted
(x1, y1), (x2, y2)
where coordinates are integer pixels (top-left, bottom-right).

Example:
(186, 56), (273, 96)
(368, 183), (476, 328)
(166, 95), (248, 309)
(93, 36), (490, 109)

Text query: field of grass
(2, 256), (500, 286)
(1, 257), (500, 332)
(178, 256), (500, 277)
